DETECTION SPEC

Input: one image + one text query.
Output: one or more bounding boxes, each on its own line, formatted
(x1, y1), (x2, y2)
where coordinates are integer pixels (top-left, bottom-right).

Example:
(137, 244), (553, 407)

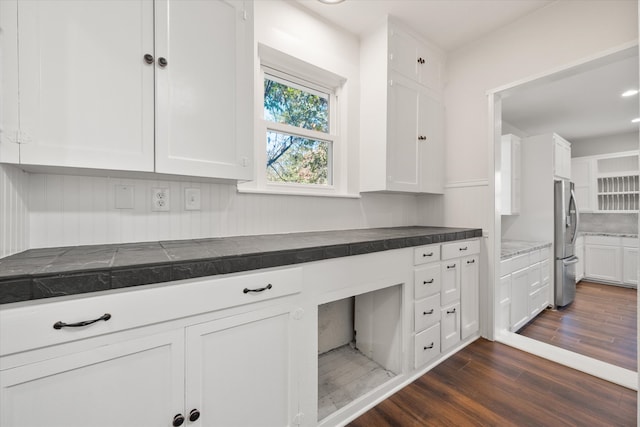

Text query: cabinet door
(510, 267), (529, 331)
(623, 247), (638, 286)
(154, 0), (253, 180)
(389, 29), (420, 82)
(0, 330), (184, 427)
(499, 275), (511, 331)
(440, 302), (460, 351)
(387, 80), (420, 191)
(441, 260), (461, 306)
(185, 306), (297, 427)
(0, 0), (20, 163)
(511, 138), (522, 213)
(575, 243), (585, 282)
(460, 255), (479, 340)
(16, 0), (155, 171)
(584, 244), (622, 283)
(571, 158), (593, 212)
(418, 91), (444, 194)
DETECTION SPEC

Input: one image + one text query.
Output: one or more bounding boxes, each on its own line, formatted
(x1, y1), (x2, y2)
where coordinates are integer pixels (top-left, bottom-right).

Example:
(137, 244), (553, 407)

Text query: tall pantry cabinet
(0, 0), (253, 181)
(360, 19), (445, 194)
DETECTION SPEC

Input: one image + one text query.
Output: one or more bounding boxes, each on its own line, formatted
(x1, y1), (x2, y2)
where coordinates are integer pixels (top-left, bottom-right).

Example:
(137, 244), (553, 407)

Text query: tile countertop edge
(579, 232), (639, 238)
(0, 227), (483, 305)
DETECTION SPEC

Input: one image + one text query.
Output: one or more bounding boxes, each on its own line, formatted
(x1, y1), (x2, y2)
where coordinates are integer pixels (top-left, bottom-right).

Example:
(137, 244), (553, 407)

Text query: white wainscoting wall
(26, 172), (419, 249)
(0, 164), (29, 258)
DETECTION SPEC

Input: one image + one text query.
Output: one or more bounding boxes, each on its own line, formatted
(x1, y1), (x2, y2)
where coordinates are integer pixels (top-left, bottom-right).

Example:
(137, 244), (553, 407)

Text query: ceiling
(502, 53), (639, 142)
(295, 0), (554, 52)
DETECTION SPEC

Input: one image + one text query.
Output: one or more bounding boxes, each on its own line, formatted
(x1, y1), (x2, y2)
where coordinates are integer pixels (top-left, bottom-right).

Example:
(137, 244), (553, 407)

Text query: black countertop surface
(0, 226), (482, 304)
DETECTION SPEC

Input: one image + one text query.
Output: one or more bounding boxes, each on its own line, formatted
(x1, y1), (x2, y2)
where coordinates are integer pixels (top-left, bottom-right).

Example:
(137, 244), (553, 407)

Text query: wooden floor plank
(519, 281), (637, 371)
(347, 339), (637, 427)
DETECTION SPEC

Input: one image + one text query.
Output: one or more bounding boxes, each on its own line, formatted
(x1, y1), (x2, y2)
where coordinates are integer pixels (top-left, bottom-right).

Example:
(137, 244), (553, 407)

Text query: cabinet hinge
(293, 412), (304, 425)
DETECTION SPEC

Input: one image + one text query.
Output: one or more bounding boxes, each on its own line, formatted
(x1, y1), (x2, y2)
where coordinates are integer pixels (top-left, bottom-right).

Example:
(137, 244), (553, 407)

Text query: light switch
(115, 184), (134, 209)
(185, 188), (201, 211)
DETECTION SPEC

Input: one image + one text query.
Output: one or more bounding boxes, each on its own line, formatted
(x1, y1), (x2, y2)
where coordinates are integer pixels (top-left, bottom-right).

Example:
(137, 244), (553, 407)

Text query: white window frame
(238, 44), (357, 198)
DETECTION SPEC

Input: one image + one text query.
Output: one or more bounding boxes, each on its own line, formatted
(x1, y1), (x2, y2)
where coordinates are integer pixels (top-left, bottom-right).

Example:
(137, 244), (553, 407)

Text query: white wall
(572, 131), (639, 158)
(429, 0), (637, 232)
(0, 164), (28, 257)
(2, 0), (421, 252)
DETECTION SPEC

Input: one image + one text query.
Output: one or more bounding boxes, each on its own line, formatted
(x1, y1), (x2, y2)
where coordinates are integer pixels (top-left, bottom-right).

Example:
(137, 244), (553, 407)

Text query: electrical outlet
(151, 188), (170, 212)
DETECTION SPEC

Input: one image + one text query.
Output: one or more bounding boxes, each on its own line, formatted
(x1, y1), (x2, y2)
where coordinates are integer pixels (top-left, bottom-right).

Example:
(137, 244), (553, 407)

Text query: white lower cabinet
(440, 302), (461, 351)
(510, 266), (529, 331)
(623, 247), (638, 286)
(0, 329), (184, 427)
(460, 255), (479, 339)
(583, 235), (637, 287)
(1, 304), (298, 427)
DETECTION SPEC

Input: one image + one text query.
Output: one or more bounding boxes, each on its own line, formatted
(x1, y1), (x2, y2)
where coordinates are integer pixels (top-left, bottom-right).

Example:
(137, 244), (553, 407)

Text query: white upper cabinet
(553, 134), (571, 180)
(11, 0), (155, 172)
(154, 0), (252, 180)
(388, 27), (442, 90)
(571, 157), (594, 212)
(1, 0), (253, 181)
(501, 134), (521, 215)
(360, 19), (445, 194)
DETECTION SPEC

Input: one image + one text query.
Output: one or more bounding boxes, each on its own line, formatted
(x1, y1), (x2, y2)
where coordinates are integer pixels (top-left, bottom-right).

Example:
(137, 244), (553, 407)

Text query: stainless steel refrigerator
(554, 180), (580, 307)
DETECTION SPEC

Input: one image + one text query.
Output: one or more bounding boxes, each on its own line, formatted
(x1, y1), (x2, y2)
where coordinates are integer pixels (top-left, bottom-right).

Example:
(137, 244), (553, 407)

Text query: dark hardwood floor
(518, 281), (637, 371)
(347, 339), (637, 426)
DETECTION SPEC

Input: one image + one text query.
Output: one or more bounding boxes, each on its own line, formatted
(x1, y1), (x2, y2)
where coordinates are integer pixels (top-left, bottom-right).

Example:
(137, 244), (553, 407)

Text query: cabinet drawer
(540, 246), (551, 260)
(414, 323), (440, 368)
(0, 267), (302, 356)
(414, 294), (441, 332)
(500, 258), (512, 276)
(510, 253), (529, 272)
(529, 250), (541, 263)
(413, 244), (441, 265)
(584, 235), (622, 246)
(441, 239), (480, 260)
(414, 264), (441, 299)
(622, 237), (638, 248)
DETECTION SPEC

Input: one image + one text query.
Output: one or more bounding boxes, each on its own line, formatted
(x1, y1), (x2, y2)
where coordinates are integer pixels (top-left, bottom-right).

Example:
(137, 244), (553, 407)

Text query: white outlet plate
(185, 188), (201, 211)
(151, 187), (170, 212)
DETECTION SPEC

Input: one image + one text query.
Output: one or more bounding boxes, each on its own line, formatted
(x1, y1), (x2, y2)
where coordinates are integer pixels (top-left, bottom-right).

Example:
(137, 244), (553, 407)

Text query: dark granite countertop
(0, 226), (482, 305)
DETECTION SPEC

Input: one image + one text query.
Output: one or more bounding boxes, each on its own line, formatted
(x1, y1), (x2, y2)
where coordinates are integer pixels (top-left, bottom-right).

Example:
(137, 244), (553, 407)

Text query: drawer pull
(467, 259), (476, 264)
(172, 414), (185, 427)
(424, 342), (434, 350)
(53, 313), (111, 330)
(446, 264), (456, 269)
(422, 252), (434, 257)
(243, 284), (273, 294)
(423, 309), (434, 315)
(423, 279), (434, 284)
(446, 308), (457, 314)
(459, 246), (468, 251)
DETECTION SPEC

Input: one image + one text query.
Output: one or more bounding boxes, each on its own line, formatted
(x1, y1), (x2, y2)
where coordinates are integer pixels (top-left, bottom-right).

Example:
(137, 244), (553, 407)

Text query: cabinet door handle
(143, 53), (155, 65)
(423, 309), (434, 315)
(173, 414), (185, 427)
(459, 246), (468, 251)
(467, 259), (475, 264)
(243, 284), (273, 294)
(424, 342), (434, 350)
(446, 308), (457, 314)
(446, 264), (456, 269)
(418, 135), (427, 141)
(417, 57), (425, 64)
(53, 313), (111, 330)
(189, 409), (201, 422)
(158, 57), (168, 68)
(422, 252), (434, 257)
(423, 279), (434, 284)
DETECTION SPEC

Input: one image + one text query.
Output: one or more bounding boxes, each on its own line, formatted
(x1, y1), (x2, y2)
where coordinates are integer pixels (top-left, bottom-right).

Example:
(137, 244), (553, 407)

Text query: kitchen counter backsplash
(578, 212), (638, 235)
(0, 226), (482, 304)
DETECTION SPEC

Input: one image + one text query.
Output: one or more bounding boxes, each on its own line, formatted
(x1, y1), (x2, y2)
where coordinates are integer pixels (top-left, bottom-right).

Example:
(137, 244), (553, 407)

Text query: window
(238, 44), (356, 198)
(263, 70), (334, 186)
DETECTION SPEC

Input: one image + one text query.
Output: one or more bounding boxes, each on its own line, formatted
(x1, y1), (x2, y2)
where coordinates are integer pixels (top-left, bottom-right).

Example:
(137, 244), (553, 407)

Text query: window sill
(236, 185), (361, 199)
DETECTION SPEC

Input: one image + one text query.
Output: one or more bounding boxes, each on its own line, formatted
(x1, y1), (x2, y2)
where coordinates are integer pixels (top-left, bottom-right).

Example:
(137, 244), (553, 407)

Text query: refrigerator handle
(570, 188), (580, 244)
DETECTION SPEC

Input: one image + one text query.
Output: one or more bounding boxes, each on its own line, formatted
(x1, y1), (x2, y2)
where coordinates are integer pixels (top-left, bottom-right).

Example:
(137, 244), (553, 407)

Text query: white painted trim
(444, 179), (489, 189)
(497, 331), (637, 390)
(236, 186), (361, 199)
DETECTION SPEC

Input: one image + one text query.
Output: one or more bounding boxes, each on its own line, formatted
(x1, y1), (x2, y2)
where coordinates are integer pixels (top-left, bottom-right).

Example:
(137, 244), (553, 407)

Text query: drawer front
(529, 249), (541, 263)
(414, 323), (441, 368)
(500, 258), (512, 276)
(414, 244), (441, 265)
(441, 239), (480, 260)
(584, 235), (622, 246)
(414, 264), (441, 300)
(540, 246), (551, 260)
(414, 294), (441, 332)
(0, 267), (302, 356)
(511, 253), (529, 272)
(622, 237), (638, 248)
